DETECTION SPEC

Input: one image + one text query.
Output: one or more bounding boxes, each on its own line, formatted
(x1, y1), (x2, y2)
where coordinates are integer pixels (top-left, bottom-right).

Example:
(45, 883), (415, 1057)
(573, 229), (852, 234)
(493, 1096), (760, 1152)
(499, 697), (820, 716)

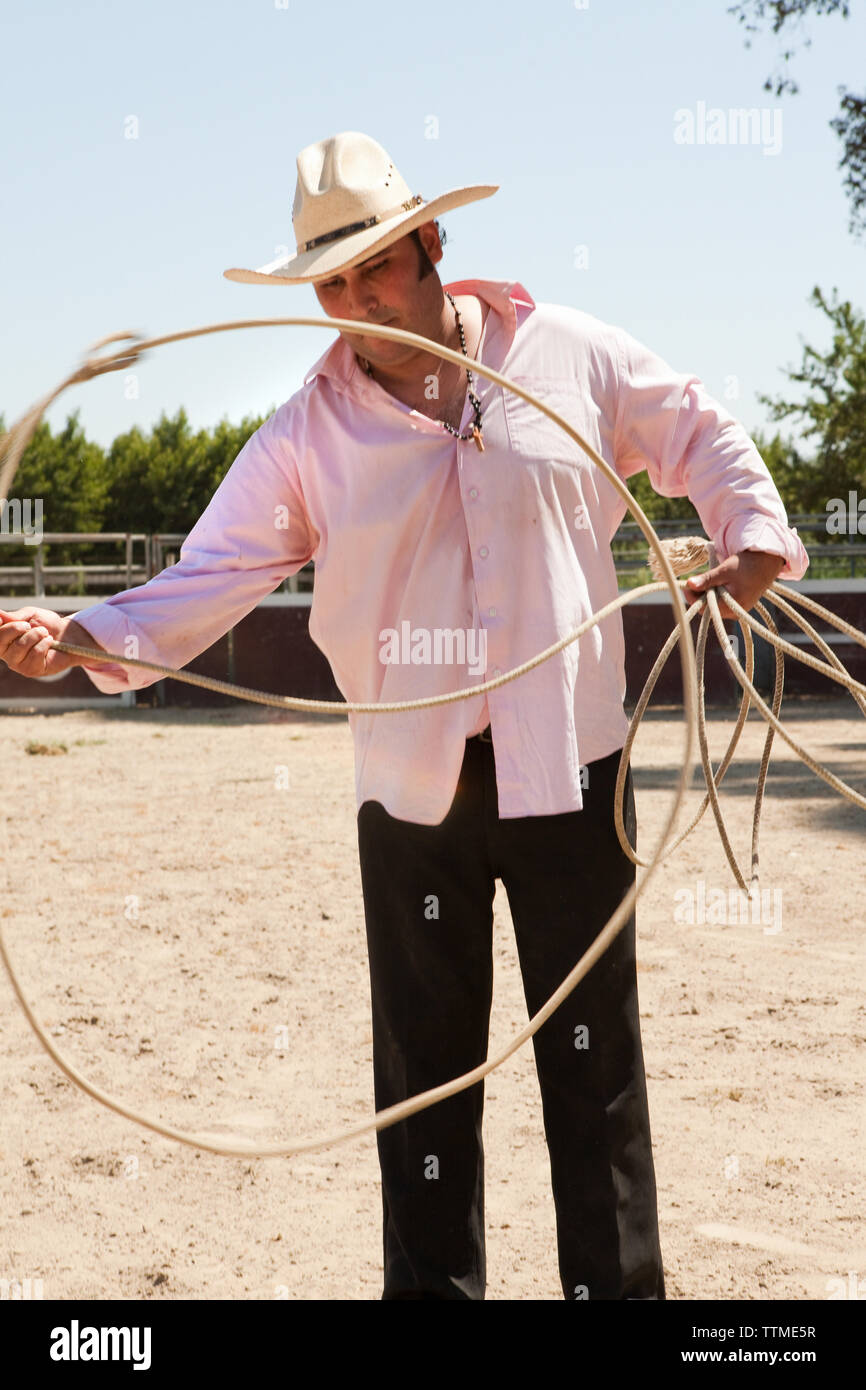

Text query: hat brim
(222, 184), (498, 286)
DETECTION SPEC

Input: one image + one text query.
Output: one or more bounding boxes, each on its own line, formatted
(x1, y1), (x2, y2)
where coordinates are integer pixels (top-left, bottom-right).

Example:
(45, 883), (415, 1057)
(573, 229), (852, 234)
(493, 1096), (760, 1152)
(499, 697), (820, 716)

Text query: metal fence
(0, 515), (861, 597)
(612, 514), (865, 586)
(0, 533), (314, 596)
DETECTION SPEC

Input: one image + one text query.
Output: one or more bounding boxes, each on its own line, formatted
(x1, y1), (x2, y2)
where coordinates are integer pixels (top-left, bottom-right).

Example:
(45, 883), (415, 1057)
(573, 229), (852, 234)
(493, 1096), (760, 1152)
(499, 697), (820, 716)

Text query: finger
(0, 620), (36, 659)
(17, 631), (59, 679)
(685, 564), (720, 586)
(26, 613), (61, 637)
(705, 586), (737, 622)
(720, 588), (759, 615)
(10, 624), (51, 651)
(27, 631), (58, 672)
(684, 574), (711, 597)
(3, 625), (51, 669)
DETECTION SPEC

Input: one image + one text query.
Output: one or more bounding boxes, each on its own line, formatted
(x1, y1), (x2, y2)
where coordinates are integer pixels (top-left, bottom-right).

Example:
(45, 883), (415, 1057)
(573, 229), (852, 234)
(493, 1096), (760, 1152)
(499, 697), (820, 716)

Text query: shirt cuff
(713, 516), (809, 581)
(70, 604), (147, 693)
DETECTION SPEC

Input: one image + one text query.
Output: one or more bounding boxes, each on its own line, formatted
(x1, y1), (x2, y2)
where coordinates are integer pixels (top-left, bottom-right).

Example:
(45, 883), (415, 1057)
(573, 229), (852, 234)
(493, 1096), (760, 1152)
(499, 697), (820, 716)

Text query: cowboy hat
(223, 131), (498, 286)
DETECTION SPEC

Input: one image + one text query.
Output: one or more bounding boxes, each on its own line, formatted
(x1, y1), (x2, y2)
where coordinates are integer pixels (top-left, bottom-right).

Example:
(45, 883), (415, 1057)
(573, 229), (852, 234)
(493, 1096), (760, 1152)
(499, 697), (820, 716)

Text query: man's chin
(363, 323), (400, 349)
(359, 342), (413, 370)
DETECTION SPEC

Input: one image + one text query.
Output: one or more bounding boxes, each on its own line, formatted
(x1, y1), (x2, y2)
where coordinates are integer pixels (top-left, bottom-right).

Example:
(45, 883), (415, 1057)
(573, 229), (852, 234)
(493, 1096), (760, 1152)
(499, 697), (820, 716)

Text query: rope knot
(648, 535), (712, 580)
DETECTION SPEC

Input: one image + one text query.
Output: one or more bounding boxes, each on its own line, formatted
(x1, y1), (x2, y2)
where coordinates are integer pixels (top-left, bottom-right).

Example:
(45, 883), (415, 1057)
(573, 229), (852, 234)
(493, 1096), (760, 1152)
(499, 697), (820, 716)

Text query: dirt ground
(1, 696), (864, 1302)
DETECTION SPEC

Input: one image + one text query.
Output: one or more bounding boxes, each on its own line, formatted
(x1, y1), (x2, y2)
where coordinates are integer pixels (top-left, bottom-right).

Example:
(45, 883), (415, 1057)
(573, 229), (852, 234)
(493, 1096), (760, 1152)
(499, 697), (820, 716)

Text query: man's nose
(343, 280), (381, 321)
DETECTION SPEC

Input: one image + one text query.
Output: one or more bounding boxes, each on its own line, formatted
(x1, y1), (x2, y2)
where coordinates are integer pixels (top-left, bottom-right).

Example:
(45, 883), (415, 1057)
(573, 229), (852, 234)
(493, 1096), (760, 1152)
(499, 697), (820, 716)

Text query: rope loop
(1, 316), (862, 1159)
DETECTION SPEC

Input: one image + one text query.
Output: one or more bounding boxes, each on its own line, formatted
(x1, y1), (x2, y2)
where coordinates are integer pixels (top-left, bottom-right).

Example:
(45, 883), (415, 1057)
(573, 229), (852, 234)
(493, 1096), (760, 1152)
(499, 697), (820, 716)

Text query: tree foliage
(4, 289), (865, 590)
(4, 410), (108, 534)
(728, 0), (865, 239)
(757, 285), (866, 508)
(101, 408), (268, 534)
(0, 406), (267, 583)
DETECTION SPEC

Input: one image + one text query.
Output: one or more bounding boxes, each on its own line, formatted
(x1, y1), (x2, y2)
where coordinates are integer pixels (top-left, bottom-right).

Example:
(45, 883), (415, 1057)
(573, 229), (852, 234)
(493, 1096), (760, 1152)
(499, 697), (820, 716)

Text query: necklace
(362, 289), (485, 452)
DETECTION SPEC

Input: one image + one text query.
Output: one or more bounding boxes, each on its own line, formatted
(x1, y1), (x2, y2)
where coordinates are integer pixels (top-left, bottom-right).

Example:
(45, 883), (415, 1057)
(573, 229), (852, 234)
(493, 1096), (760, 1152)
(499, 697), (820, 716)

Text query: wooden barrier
(3, 582), (864, 712)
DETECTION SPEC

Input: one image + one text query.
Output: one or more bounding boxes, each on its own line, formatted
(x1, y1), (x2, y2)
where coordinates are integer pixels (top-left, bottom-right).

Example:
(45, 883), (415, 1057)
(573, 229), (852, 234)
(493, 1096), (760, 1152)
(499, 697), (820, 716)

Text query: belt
(469, 724), (493, 744)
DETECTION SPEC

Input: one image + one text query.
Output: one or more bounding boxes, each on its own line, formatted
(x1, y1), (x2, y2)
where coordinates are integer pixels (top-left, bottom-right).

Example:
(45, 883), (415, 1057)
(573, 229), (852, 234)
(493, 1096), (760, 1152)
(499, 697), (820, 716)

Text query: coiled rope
(1, 316), (864, 1159)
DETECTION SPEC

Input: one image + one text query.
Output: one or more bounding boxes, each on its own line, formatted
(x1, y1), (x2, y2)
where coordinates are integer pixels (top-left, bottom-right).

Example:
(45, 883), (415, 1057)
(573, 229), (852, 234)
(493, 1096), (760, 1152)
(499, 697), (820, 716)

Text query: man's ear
(418, 220), (443, 265)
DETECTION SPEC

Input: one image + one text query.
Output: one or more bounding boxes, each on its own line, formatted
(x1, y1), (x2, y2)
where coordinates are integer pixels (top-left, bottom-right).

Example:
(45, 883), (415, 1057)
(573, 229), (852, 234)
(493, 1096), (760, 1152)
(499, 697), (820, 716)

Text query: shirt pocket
(501, 376), (600, 471)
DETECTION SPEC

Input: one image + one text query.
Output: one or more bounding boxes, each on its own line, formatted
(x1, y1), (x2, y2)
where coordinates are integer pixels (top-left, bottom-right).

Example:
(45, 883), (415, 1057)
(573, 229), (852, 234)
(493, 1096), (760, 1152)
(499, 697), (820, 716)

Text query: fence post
(125, 533), (133, 588)
(33, 546), (44, 597)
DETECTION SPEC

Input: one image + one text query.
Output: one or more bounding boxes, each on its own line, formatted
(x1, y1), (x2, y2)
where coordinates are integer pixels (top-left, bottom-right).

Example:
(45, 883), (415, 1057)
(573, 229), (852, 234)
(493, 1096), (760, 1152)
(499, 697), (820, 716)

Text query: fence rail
(612, 515), (864, 585)
(0, 516), (862, 597)
(0, 532), (313, 597)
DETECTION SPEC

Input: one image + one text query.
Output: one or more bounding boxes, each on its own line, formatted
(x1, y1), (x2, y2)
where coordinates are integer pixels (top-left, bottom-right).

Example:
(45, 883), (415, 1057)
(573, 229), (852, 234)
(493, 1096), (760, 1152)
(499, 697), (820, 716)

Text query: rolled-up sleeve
(612, 328), (809, 579)
(72, 408), (317, 692)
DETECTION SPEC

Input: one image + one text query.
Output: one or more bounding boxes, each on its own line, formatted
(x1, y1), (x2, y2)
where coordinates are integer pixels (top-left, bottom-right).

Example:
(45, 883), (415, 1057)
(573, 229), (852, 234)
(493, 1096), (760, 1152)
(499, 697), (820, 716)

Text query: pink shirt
(74, 278), (809, 823)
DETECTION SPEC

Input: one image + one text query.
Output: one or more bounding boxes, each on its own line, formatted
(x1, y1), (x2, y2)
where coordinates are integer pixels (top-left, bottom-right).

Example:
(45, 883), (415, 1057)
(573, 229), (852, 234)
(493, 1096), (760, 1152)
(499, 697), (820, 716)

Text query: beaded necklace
(361, 289), (484, 452)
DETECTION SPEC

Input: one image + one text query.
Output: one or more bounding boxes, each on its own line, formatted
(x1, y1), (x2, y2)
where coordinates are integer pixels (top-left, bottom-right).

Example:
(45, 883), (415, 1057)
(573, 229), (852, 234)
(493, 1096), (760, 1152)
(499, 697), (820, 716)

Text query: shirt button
(479, 546), (489, 558)
(488, 606), (497, 617)
(492, 666), (502, 678)
(468, 487), (479, 500)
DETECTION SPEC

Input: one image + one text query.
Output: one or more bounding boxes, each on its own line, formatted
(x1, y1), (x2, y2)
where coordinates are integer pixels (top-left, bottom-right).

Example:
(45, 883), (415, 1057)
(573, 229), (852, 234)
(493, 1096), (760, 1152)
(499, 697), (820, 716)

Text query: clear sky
(1, 0), (864, 451)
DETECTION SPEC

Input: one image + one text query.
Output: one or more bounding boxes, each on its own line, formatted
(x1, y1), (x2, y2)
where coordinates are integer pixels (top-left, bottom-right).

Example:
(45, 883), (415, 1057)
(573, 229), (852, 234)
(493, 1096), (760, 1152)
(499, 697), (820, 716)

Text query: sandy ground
(0, 696), (864, 1302)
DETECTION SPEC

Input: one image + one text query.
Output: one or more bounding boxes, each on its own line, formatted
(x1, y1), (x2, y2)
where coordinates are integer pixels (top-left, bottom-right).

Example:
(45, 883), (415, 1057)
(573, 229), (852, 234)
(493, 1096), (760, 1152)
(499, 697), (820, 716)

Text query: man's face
(312, 223), (443, 372)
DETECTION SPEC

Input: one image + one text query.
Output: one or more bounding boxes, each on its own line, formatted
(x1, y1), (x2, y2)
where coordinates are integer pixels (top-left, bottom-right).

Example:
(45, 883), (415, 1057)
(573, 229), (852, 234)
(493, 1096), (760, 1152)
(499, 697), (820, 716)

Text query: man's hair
(409, 222), (446, 280)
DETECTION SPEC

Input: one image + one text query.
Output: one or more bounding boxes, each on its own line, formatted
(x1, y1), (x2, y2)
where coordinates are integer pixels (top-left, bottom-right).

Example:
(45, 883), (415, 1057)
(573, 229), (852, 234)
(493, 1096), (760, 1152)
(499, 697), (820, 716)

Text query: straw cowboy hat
(223, 131), (498, 286)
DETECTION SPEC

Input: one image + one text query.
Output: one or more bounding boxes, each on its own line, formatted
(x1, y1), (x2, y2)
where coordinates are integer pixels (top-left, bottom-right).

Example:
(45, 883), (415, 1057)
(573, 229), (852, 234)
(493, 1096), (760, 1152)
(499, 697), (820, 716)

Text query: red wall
(2, 588), (864, 710)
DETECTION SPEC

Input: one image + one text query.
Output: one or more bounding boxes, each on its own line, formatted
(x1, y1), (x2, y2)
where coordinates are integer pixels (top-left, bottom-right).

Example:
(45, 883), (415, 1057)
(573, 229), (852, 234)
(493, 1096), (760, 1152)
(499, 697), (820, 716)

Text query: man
(0, 131), (808, 1300)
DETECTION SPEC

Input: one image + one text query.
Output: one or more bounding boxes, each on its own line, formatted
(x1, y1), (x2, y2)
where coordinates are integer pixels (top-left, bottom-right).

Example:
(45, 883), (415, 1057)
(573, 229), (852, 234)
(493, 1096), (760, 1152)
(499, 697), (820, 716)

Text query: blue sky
(1, 0), (864, 451)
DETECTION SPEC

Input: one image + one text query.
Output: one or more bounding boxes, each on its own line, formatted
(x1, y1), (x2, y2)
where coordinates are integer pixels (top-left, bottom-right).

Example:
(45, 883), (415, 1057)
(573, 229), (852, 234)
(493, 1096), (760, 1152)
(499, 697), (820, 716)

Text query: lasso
(1, 317), (864, 1160)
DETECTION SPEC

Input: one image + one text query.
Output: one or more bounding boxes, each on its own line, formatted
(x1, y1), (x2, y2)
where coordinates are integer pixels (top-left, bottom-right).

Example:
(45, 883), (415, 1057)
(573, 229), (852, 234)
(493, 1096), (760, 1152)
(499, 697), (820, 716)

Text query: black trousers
(356, 734), (664, 1301)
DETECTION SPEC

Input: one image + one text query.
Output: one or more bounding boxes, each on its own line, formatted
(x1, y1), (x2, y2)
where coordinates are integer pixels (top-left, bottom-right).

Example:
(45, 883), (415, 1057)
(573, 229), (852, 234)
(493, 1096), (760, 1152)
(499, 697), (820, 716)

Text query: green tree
(0, 411), (108, 580)
(1, 404), (270, 592)
(101, 407), (268, 534)
(757, 285), (866, 509)
(729, 1), (866, 239)
(626, 471), (700, 523)
(748, 426), (808, 512)
(3, 410), (107, 534)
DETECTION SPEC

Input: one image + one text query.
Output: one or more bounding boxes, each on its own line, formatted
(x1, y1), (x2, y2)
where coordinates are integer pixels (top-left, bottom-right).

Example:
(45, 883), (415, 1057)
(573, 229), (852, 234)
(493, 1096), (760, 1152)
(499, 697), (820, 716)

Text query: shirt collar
(302, 279), (536, 390)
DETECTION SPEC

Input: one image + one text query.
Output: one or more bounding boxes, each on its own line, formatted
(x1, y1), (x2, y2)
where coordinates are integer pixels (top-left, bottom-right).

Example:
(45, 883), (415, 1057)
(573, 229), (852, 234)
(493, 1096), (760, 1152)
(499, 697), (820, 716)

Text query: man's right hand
(0, 609), (104, 679)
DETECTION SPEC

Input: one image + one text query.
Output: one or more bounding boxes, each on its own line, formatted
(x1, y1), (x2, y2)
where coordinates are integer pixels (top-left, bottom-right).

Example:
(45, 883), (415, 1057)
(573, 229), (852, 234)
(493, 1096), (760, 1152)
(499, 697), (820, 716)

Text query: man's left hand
(682, 549), (785, 621)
